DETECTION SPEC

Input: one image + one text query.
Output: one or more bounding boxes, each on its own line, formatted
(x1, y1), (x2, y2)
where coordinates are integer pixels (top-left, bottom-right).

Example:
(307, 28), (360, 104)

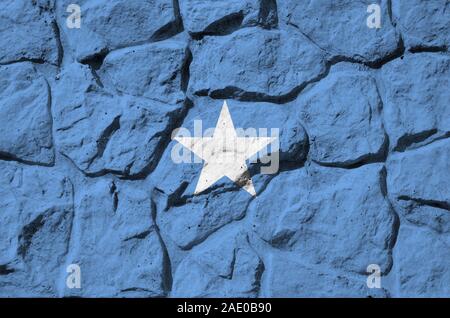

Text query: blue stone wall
(0, 0), (449, 297)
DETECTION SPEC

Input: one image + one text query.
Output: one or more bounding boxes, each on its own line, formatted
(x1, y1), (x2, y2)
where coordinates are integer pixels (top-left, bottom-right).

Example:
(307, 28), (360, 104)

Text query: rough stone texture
(380, 53), (450, 151)
(189, 27), (327, 100)
(0, 0), (58, 64)
(0, 161), (73, 297)
(57, 0), (180, 62)
(298, 63), (386, 166)
(53, 62), (185, 177)
(394, 225), (450, 297)
(0, 62), (54, 165)
(100, 40), (188, 104)
(279, 0), (399, 64)
(153, 172), (270, 250)
(387, 139), (450, 234)
(64, 179), (167, 297)
(172, 227), (263, 297)
(249, 163), (396, 274)
(180, 0), (278, 37)
(0, 0), (449, 298)
(392, 0), (450, 50)
(264, 253), (389, 297)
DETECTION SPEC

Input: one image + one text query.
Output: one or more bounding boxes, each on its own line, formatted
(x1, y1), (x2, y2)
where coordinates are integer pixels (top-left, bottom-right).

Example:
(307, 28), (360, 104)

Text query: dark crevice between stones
(198, 36), (404, 104)
(267, 230), (296, 249)
(275, 157), (308, 174)
(45, 79), (56, 167)
(17, 214), (45, 259)
(274, 128), (310, 174)
(89, 67), (105, 88)
(120, 287), (155, 294)
(386, 0), (395, 27)
(80, 49), (109, 71)
(393, 129), (439, 152)
(110, 181), (119, 212)
(151, 20), (184, 42)
(329, 35), (406, 69)
(108, 17), (184, 52)
(190, 12), (245, 40)
(86, 115), (121, 170)
(123, 230), (152, 242)
(219, 249), (236, 280)
(204, 77), (317, 104)
(151, 196), (173, 295)
(167, 181), (242, 208)
(311, 132), (390, 170)
(151, 0), (184, 43)
(112, 191), (119, 212)
(172, 0), (184, 32)
(379, 166), (400, 276)
(164, 181), (190, 210)
(80, 50), (108, 88)
(259, 0), (278, 29)
(409, 45), (448, 54)
(116, 98), (194, 181)
(181, 48), (192, 92)
(0, 264), (15, 275)
(51, 19), (64, 67)
(0, 151), (54, 167)
(398, 196), (450, 212)
(0, 58), (46, 66)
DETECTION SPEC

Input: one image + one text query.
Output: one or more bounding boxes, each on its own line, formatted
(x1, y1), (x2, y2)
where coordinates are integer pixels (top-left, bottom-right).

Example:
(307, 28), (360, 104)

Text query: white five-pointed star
(174, 101), (276, 196)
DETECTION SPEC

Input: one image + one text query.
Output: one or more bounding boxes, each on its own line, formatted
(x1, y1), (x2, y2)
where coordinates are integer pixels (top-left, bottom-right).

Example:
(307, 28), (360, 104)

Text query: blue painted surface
(0, 0), (449, 297)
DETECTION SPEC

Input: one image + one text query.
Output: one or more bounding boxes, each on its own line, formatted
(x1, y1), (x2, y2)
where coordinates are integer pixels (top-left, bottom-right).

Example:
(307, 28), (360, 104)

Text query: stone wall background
(0, 0), (449, 297)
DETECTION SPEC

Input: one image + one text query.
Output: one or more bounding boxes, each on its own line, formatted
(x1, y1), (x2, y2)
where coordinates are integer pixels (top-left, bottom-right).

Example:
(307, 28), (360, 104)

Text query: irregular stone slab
(0, 0), (58, 64)
(53, 63), (185, 177)
(249, 163), (396, 274)
(172, 228), (263, 297)
(0, 62), (54, 165)
(100, 40), (188, 104)
(380, 53), (450, 151)
(0, 162), (73, 297)
(154, 172), (270, 250)
(392, 0), (450, 49)
(189, 28), (327, 100)
(57, 0), (179, 61)
(395, 225), (450, 297)
(280, 0), (399, 64)
(264, 253), (389, 297)
(387, 139), (450, 233)
(180, 0), (277, 37)
(63, 179), (166, 297)
(298, 64), (386, 166)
